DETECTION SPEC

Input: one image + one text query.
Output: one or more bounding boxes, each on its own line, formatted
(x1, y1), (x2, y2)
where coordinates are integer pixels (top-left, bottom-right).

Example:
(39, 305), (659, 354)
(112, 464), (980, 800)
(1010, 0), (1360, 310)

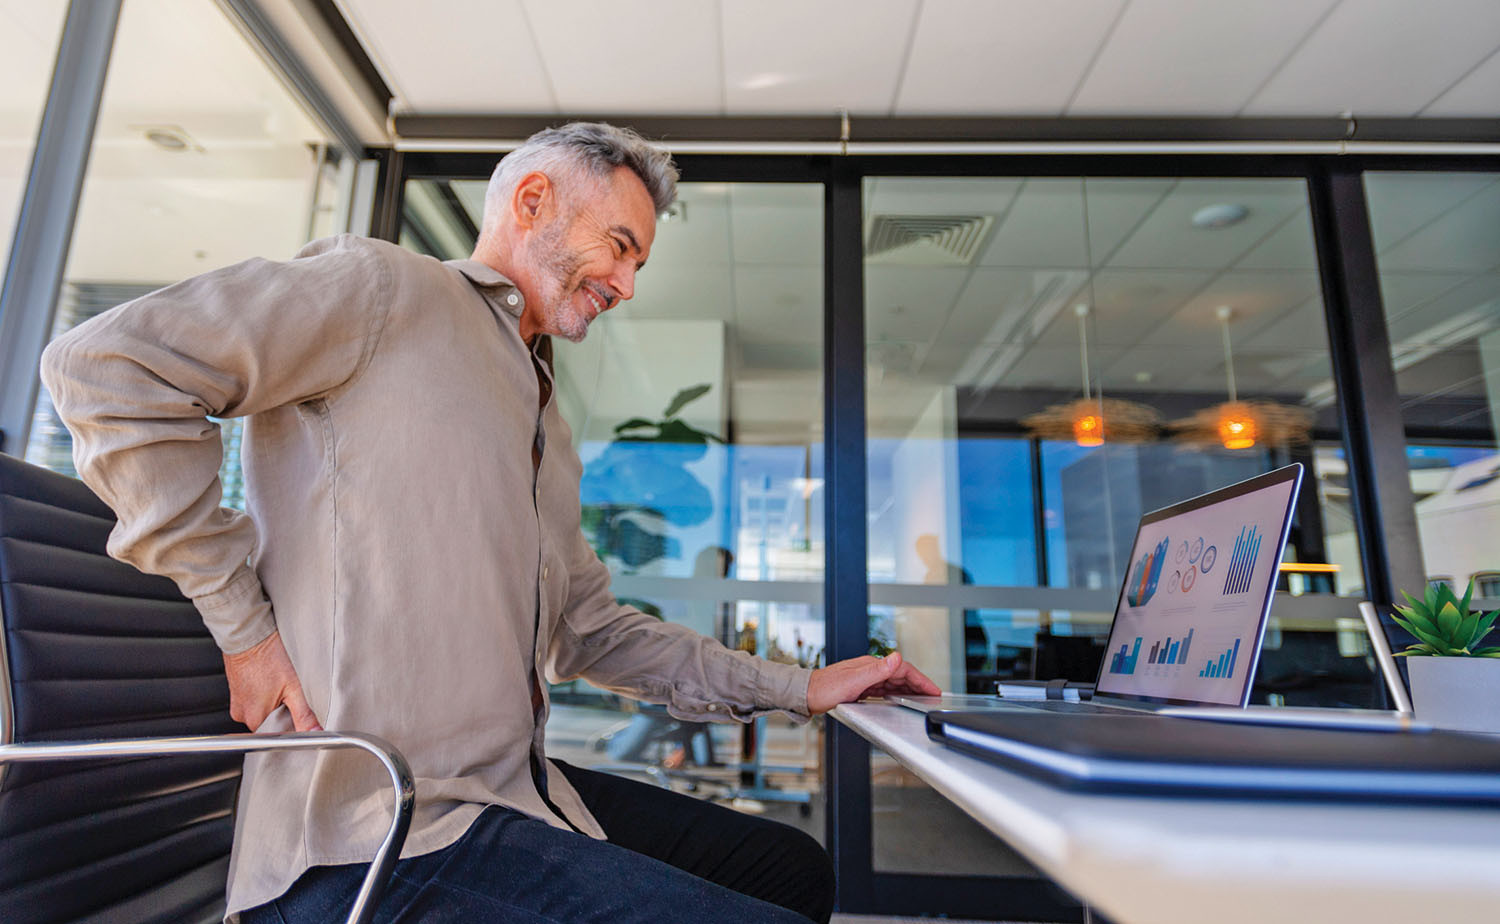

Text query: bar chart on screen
(1107, 628), (1198, 675)
(1198, 638), (1243, 679)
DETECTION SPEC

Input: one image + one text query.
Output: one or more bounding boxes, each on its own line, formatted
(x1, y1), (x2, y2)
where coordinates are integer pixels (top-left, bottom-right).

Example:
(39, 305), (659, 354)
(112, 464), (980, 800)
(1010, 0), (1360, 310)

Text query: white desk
(833, 702), (1500, 924)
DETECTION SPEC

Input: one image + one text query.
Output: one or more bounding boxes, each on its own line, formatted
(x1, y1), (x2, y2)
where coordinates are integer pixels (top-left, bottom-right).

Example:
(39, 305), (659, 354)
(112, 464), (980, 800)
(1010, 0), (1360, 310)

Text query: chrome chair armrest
(0, 731), (414, 924)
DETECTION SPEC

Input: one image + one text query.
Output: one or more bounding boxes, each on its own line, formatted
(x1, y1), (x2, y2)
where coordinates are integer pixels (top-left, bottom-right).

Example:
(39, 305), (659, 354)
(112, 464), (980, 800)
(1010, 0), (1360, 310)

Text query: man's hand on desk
(222, 630), (323, 732)
(806, 652), (941, 714)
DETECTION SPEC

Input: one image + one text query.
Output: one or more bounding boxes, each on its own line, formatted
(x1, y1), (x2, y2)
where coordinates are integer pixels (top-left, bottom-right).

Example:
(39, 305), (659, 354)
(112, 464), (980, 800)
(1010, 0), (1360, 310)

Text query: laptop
(898, 463), (1304, 717)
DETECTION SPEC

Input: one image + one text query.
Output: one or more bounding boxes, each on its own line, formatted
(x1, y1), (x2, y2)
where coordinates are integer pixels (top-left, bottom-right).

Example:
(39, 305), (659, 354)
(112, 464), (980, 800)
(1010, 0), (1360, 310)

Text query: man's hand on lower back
(806, 651), (941, 715)
(222, 630), (322, 732)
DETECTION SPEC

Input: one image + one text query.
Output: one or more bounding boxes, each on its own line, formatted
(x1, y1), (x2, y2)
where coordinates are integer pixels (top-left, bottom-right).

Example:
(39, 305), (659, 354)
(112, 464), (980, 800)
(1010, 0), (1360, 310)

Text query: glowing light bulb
(1218, 404), (1258, 449)
(1073, 412), (1104, 447)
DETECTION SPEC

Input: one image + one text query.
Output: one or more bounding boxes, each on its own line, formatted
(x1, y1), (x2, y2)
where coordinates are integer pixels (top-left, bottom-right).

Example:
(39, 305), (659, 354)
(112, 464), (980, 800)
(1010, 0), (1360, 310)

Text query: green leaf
(1389, 612), (1424, 639)
(662, 384), (711, 419)
(1457, 610), (1481, 647)
(1460, 578), (1476, 619)
(1405, 621), (1460, 654)
(1395, 608), (1440, 637)
(1400, 589), (1424, 613)
(1473, 648), (1500, 657)
(1437, 601), (1464, 640)
(613, 417), (657, 435)
(1437, 582), (1459, 614)
(1473, 611), (1500, 645)
(1424, 583), (1441, 614)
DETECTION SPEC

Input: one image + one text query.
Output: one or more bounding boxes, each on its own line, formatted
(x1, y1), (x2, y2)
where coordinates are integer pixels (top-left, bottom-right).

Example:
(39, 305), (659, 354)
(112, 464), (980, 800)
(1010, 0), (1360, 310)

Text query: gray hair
(481, 122), (678, 235)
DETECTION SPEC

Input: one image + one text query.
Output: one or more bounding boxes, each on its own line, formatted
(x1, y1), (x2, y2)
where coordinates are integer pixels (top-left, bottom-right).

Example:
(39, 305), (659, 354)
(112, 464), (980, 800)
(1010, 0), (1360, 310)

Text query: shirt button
(506, 293), (519, 306)
(542, 566), (550, 580)
(707, 703), (719, 712)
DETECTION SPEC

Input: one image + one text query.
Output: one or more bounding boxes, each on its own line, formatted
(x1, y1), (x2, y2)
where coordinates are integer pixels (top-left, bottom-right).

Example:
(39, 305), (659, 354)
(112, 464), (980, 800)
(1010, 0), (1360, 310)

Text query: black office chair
(0, 452), (412, 924)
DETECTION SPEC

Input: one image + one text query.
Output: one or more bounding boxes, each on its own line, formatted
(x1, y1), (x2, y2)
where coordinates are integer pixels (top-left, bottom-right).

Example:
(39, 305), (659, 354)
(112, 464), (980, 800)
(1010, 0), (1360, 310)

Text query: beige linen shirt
(40, 234), (812, 916)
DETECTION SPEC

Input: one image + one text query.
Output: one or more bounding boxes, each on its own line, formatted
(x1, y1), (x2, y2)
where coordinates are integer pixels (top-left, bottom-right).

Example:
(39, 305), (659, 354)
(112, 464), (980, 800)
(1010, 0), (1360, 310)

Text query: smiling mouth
(582, 285), (612, 319)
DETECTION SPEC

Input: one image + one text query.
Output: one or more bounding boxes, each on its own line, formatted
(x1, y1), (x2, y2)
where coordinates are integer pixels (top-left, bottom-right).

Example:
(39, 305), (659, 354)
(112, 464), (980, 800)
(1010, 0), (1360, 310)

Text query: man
(41, 122), (938, 923)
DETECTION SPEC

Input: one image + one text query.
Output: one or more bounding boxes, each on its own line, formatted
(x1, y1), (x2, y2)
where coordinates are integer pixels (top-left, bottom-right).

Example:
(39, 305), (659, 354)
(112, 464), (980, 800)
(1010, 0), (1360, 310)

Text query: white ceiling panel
(626, 266), (735, 322)
(1424, 47), (1500, 115)
(0, 2), (67, 105)
(1376, 272), (1473, 319)
(1046, 269), (1212, 350)
(731, 265), (822, 344)
(340, 0), (555, 111)
(1105, 180), (1307, 269)
(865, 265), (970, 343)
(865, 177), (1022, 218)
(989, 344), (1079, 389)
(896, 0), (1124, 115)
(1160, 271), (1324, 349)
(1081, 180), (1176, 264)
(1233, 211), (1319, 272)
(728, 184), (823, 265)
(721, 0), (916, 114)
(524, 0), (720, 113)
(915, 343), (979, 382)
(1386, 273), (1500, 345)
(644, 187), (733, 269)
(1239, 298), (1330, 353)
(1069, 0), (1339, 115)
(1375, 180), (1500, 273)
(1243, 0), (1500, 116)
(1365, 172), (1497, 253)
(941, 269), (1080, 346)
(980, 180), (1087, 268)
(1097, 344), (1225, 393)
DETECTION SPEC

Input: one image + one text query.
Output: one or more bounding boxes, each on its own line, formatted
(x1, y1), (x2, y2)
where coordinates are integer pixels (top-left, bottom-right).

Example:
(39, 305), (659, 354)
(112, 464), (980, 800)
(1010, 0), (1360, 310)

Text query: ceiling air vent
(865, 214), (994, 266)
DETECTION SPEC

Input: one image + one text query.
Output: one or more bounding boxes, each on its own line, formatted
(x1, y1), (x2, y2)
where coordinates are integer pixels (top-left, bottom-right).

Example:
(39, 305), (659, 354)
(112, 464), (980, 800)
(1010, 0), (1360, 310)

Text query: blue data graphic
(1147, 628), (1193, 666)
(1199, 639), (1243, 679)
(1108, 637), (1142, 675)
(1222, 525), (1262, 595)
(1109, 628), (1199, 675)
(1126, 538), (1168, 607)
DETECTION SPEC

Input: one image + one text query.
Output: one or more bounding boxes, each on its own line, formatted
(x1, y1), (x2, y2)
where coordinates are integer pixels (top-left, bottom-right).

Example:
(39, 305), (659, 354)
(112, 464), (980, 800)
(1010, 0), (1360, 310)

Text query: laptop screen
(1093, 464), (1303, 707)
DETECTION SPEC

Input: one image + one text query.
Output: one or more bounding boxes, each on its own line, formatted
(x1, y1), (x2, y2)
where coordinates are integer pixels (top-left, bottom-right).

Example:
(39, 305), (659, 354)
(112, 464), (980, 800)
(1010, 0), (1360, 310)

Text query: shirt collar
(447, 259), (525, 319)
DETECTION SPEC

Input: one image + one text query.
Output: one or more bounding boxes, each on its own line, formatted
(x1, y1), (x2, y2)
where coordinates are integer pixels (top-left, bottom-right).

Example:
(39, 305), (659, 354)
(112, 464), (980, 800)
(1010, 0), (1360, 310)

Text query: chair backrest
(0, 452), (241, 924)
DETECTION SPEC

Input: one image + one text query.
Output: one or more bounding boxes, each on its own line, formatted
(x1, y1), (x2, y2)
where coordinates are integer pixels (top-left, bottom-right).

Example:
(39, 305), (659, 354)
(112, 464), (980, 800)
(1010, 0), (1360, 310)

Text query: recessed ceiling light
(138, 125), (198, 152)
(1191, 203), (1249, 229)
(742, 72), (791, 91)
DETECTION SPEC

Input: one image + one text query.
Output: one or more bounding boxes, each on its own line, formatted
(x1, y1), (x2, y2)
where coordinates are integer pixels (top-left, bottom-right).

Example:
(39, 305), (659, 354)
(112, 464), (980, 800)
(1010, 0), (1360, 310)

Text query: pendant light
(1024, 305), (1160, 446)
(1171, 306), (1312, 450)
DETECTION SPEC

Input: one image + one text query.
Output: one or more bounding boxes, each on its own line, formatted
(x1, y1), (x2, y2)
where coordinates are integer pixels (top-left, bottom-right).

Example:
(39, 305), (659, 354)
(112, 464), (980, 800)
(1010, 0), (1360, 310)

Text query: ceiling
(413, 171), (1499, 443)
(2, 0), (1496, 449)
(335, 0), (1500, 119)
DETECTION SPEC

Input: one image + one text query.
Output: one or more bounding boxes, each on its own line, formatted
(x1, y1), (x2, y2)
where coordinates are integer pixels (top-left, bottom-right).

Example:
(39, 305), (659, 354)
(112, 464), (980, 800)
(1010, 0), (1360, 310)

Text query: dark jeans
(240, 760), (835, 923)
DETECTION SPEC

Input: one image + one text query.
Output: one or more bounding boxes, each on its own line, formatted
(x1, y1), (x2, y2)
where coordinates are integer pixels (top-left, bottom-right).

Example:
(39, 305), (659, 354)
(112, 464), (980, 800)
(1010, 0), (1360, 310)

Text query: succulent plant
(1391, 579), (1500, 657)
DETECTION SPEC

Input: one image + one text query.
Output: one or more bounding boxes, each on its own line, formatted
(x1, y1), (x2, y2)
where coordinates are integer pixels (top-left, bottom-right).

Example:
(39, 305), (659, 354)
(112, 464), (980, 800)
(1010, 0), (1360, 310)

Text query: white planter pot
(1406, 656), (1500, 734)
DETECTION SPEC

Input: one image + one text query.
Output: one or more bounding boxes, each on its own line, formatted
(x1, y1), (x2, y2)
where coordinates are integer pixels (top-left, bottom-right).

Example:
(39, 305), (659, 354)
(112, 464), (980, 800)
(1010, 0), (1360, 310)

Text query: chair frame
(0, 728), (414, 924)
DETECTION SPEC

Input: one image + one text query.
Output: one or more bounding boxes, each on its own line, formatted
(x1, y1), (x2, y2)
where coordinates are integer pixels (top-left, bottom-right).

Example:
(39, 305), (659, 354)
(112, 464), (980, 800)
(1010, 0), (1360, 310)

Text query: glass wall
(1365, 171), (1500, 603)
(862, 174), (1381, 877)
(0, 2), (68, 275)
(401, 177), (829, 835)
(24, 0), (346, 506)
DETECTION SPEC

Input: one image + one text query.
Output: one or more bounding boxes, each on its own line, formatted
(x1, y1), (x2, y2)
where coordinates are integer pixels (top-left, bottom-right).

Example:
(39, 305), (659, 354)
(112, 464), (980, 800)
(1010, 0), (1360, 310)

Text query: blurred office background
(2, 1), (1496, 919)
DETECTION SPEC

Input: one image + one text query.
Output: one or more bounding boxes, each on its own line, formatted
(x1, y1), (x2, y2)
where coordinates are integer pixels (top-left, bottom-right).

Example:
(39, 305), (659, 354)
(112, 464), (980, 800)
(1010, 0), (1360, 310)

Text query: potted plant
(1390, 579), (1500, 733)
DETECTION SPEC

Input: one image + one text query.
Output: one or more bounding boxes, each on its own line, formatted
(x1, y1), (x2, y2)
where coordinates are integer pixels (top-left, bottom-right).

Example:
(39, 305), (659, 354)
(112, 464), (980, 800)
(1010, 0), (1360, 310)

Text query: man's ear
(511, 171), (553, 231)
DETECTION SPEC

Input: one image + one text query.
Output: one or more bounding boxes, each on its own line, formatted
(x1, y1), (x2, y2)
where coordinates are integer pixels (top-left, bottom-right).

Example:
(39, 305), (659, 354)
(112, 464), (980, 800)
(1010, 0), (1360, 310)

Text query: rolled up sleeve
(546, 531), (813, 721)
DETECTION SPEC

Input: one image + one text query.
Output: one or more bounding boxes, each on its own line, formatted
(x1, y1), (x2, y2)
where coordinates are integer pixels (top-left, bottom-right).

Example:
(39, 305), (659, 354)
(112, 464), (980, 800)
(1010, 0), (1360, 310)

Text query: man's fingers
(283, 685), (323, 732)
(889, 659), (942, 695)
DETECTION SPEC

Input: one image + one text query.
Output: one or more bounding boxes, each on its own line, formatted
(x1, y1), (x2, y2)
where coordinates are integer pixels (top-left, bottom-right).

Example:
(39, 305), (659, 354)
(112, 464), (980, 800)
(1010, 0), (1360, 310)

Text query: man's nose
(612, 262), (636, 302)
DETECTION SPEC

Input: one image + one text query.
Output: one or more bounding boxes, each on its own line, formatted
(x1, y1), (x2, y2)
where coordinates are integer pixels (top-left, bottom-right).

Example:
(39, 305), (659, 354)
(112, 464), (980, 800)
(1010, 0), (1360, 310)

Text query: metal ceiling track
(391, 114), (1500, 155)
